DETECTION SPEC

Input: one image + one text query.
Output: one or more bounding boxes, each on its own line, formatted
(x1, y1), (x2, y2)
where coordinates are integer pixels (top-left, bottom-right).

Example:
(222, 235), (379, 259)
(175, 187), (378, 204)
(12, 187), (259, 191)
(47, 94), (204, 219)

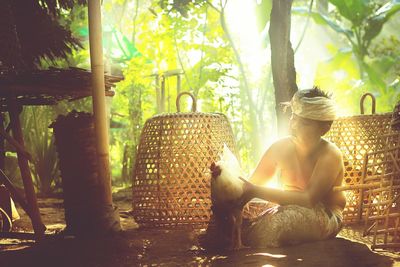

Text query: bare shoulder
(269, 137), (293, 156)
(321, 138), (343, 164)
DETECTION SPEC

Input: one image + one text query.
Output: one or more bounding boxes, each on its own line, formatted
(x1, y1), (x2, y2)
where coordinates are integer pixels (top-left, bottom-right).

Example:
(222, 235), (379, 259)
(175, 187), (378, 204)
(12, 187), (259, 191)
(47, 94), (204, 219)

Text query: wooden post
(177, 74), (181, 95)
(8, 102), (45, 237)
(88, 0), (112, 205)
(161, 75), (166, 113)
(155, 74), (161, 113)
(87, 0), (121, 234)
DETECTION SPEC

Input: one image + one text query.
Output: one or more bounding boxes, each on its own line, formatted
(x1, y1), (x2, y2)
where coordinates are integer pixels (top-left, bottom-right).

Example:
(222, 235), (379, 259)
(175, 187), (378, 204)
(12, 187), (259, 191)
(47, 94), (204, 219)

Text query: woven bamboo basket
(325, 93), (393, 224)
(361, 132), (400, 249)
(132, 92), (238, 228)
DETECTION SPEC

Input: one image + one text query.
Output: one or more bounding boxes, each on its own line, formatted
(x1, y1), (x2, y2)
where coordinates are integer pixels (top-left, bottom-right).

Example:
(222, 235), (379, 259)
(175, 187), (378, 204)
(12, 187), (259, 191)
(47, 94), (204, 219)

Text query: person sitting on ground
(237, 87), (346, 248)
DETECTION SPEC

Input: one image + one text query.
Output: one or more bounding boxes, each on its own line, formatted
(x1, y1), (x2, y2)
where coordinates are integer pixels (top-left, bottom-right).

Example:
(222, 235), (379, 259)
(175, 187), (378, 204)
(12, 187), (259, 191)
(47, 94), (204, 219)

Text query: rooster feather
(211, 145), (246, 204)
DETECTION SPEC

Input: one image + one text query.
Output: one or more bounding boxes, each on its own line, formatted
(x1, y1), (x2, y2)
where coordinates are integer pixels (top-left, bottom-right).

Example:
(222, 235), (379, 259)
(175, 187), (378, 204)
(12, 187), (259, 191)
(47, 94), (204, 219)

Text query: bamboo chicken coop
(325, 93), (400, 250)
(132, 91), (400, 250)
(132, 92), (238, 228)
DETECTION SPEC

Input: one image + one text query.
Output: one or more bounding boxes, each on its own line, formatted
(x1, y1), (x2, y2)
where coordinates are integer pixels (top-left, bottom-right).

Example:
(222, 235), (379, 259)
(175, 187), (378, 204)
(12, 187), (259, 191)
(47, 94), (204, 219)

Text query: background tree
(269, 0), (298, 135)
(3, 0), (398, 193)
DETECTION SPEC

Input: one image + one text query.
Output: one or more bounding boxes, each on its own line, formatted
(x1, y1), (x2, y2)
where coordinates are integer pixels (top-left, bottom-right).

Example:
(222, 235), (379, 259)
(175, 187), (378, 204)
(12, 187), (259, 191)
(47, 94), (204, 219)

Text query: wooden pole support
(8, 101), (45, 238)
(88, 0), (113, 206)
(0, 127), (32, 161)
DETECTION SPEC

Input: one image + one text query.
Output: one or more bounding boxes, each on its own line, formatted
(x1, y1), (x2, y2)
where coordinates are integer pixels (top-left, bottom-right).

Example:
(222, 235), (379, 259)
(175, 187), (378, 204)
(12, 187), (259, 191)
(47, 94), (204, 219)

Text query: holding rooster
(203, 87), (345, 250)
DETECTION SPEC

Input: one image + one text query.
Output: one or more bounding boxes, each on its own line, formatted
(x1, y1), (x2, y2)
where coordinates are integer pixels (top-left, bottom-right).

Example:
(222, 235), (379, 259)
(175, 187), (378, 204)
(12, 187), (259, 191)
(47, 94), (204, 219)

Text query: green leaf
(368, 56), (396, 74)
(329, 0), (372, 26)
(121, 35), (139, 58)
(362, 61), (387, 91)
(364, 17), (385, 42)
(364, 1), (400, 41)
(292, 7), (353, 39)
(328, 0), (372, 26)
(376, 0), (400, 18)
(77, 26), (88, 37)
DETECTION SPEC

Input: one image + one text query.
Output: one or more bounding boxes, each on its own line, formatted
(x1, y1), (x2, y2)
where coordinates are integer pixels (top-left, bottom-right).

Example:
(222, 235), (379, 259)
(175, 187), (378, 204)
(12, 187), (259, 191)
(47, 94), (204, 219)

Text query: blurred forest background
(6, 0), (400, 195)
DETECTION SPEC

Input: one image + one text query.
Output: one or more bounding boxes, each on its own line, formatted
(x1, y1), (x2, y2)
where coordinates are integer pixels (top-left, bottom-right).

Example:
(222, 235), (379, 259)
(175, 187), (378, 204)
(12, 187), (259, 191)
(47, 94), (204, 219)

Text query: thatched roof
(0, 67), (122, 110)
(0, 1), (123, 110)
(0, 0), (86, 69)
(38, 0), (87, 15)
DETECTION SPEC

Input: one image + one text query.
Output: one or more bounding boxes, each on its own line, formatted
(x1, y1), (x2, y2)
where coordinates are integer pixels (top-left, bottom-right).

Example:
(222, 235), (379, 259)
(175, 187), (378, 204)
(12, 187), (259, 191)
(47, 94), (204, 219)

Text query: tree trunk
(269, 0), (298, 136)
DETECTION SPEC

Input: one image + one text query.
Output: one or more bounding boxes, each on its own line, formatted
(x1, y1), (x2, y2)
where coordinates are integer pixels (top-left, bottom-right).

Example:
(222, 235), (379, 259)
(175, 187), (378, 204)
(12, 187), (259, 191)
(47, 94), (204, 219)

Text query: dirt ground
(1, 188), (400, 267)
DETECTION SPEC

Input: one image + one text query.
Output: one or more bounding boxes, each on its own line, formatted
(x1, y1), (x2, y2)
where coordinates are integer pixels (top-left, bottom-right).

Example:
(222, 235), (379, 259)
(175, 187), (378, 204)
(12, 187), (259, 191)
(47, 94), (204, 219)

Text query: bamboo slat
(325, 93), (393, 223)
(360, 131), (400, 250)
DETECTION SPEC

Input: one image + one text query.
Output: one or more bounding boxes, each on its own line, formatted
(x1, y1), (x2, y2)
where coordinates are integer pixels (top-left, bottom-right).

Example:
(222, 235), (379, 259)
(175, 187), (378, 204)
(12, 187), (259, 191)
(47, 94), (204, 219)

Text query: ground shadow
(0, 229), (396, 267)
(201, 237), (395, 267)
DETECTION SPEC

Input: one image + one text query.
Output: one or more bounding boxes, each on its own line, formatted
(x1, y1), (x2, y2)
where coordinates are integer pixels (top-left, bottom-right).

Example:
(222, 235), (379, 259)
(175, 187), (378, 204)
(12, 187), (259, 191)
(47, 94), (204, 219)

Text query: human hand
(238, 177), (255, 207)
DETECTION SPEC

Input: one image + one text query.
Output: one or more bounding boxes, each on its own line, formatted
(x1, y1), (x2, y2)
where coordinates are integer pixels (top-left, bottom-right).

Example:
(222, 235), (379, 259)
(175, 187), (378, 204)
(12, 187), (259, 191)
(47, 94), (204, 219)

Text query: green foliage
(110, 55), (156, 184)
(295, 0), (400, 114)
(329, 0), (374, 26)
(254, 0), (273, 33)
(27, 0), (399, 194)
(101, 0), (274, 176)
(22, 106), (60, 195)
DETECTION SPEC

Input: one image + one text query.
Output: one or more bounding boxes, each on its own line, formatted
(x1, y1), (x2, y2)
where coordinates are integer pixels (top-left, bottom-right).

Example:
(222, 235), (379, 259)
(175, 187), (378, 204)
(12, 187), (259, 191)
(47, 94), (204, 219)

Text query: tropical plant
(294, 0), (400, 114)
(18, 107), (59, 195)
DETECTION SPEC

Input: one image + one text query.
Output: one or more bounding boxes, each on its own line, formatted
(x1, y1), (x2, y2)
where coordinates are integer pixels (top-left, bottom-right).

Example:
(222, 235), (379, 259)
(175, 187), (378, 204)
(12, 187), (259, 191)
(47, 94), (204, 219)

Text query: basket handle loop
(176, 92), (197, 112)
(360, 93), (376, 115)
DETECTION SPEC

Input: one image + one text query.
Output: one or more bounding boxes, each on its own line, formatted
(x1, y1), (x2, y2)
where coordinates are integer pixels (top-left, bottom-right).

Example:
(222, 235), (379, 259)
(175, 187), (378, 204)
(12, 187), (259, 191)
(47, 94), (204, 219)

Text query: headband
(288, 90), (337, 121)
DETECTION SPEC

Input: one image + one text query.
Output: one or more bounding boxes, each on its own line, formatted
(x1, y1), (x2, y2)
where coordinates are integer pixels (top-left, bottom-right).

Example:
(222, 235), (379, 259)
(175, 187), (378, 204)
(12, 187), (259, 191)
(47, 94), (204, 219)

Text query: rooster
(206, 145), (247, 250)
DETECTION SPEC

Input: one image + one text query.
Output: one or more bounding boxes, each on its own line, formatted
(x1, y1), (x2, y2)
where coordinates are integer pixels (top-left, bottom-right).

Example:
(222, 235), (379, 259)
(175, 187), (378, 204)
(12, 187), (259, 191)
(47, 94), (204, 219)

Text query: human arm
(244, 147), (343, 208)
(248, 144), (279, 186)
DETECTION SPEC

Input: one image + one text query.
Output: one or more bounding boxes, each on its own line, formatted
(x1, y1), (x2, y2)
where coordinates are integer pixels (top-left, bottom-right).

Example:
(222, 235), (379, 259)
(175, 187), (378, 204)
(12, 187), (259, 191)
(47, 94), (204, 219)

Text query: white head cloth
(290, 89), (337, 121)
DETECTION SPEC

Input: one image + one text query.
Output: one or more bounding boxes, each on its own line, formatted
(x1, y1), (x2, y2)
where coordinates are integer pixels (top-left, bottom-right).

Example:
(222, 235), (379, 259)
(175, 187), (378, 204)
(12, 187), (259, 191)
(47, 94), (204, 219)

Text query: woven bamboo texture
(132, 92), (238, 228)
(325, 94), (393, 224)
(360, 132), (400, 249)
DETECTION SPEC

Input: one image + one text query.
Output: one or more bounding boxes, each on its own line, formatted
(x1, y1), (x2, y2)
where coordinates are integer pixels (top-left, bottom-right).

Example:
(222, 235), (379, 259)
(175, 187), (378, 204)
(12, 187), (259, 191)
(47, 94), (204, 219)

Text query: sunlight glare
(250, 252), (287, 258)
(266, 174), (281, 190)
(226, 0), (267, 82)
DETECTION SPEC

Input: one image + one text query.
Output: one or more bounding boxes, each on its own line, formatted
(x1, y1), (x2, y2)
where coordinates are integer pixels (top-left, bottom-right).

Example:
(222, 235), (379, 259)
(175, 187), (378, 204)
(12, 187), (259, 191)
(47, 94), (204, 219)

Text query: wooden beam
(0, 127), (32, 160)
(8, 101), (45, 238)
